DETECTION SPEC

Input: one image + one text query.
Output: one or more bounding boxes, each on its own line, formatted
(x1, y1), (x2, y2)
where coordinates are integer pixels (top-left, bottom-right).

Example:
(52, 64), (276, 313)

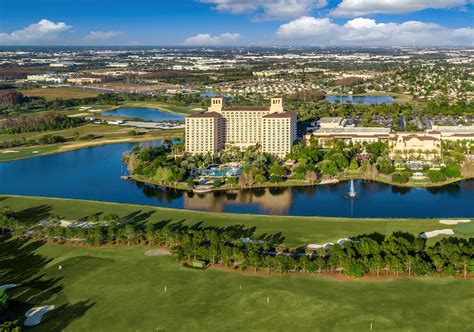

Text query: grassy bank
(0, 125), (183, 162)
(2, 195), (471, 246)
(2, 239), (473, 331)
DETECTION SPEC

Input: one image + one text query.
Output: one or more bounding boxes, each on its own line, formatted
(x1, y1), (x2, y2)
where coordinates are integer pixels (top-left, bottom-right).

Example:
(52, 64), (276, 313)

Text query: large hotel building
(185, 97), (297, 157)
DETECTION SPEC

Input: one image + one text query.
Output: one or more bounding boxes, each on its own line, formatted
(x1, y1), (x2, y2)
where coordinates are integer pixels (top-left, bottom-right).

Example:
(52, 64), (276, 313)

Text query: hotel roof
(263, 111), (295, 118)
(223, 106), (270, 111)
(187, 112), (222, 118)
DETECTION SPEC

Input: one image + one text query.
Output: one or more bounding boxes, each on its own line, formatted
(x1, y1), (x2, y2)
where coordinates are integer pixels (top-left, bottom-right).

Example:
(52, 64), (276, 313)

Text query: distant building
(67, 77), (102, 84)
(185, 97), (297, 157)
(26, 74), (66, 84)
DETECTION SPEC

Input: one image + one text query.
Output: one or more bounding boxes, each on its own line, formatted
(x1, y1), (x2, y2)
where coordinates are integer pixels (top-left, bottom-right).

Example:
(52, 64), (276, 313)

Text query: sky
(0, 0), (473, 46)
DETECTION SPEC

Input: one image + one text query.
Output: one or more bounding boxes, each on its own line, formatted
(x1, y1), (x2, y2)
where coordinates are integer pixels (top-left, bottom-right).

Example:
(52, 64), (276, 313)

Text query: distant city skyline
(0, 0), (473, 46)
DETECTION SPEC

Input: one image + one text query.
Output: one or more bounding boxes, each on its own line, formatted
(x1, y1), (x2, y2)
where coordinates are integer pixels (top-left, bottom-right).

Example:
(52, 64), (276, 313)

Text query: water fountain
(345, 179), (360, 199)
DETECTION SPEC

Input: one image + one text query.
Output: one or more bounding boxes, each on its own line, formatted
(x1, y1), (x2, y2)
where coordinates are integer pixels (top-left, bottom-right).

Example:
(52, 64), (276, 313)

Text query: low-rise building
(307, 117), (474, 161)
(68, 77), (103, 84)
(306, 117), (391, 147)
(26, 74), (66, 84)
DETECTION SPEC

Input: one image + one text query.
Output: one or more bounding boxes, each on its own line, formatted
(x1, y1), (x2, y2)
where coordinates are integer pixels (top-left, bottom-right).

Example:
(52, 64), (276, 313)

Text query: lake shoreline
(130, 173), (473, 193)
(0, 132), (183, 163)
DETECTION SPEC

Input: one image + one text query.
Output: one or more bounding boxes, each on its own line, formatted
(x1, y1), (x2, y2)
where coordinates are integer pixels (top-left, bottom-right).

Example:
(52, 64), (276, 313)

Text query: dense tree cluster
(1, 210), (472, 278)
(0, 112), (84, 134)
(129, 139), (396, 187)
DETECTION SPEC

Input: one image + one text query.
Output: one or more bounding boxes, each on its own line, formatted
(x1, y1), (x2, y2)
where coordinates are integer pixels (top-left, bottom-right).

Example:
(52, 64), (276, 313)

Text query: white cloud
(276, 16), (474, 46)
(276, 17), (337, 40)
(183, 32), (241, 45)
(331, 0), (472, 17)
(200, 0), (327, 19)
(0, 19), (71, 45)
(84, 31), (122, 41)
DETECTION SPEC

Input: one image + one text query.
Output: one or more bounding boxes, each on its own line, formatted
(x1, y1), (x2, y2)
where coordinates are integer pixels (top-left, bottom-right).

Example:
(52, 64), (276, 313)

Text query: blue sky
(0, 0), (473, 46)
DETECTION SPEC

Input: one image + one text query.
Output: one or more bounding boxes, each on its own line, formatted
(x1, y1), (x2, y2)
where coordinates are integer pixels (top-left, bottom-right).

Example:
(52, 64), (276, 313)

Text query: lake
(1, 141), (473, 218)
(101, 107), (184, 122)
(326, 95), (394, 104)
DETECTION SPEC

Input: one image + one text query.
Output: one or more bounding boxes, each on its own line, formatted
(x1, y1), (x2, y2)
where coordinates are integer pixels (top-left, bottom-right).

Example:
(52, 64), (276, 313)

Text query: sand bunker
(420, 229), (454, 239)
(145, 249), (171, 256)
(0, 284), (17, 291)
(2, 150), (19, 154)
(306, 244), (323, 250)
(24, 305), (54, 327)
(439, 219), (471, 225)
(306, 243), (333, 250)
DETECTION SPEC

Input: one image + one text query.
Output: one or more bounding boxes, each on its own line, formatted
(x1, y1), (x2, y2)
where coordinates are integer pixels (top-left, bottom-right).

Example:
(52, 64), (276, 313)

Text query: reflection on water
(0, 140), (473, 218)
(131, 178), (473, 218)
(182, 188), (293, 215)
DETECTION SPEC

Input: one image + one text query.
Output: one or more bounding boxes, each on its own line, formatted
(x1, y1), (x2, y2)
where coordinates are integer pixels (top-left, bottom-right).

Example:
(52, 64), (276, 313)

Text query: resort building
(185, 97), (297, 157)
(430, 124), (474, 142)
(388, 132), (442, 161)
(306, 117), (391, 147)
(307, 117), (474, 161)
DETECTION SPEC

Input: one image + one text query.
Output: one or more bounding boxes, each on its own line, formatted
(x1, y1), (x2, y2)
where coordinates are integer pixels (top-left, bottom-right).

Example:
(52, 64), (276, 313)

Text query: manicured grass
(19, 88), (99, 101)
(1, 195), (471, 246)
(2, 241), (473, 331)
(453, 222), (474, 234)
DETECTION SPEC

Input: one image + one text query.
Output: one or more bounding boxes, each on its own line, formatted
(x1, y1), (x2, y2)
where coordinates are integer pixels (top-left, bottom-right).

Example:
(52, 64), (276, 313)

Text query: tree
(428, 170), (447, 183)
(376, 156), (394, 175)
(305, 170), (318, 184)
(443, 165), (461, 179)
(348, 158), (359, 171)
(317, 160), (338, 176)
(392, 172), (409, 184)
(269, 162), (286, 183)
(346, 261), (367, 277)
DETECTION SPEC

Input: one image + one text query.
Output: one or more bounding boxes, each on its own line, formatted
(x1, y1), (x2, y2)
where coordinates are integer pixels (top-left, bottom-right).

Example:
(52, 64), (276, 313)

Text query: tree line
(1, 210), (472, 278)
(0, 112), (84, 134)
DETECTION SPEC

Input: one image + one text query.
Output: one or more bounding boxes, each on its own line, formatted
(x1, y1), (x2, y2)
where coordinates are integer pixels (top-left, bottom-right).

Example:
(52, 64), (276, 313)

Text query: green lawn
(2, 240), (473, 331)
(2, 195), (471, 246)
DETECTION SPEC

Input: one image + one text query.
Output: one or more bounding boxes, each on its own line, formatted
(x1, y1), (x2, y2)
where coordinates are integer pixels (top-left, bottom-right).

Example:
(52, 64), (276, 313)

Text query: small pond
(101, 107), (184, 122)
(326, 95), (394, 104)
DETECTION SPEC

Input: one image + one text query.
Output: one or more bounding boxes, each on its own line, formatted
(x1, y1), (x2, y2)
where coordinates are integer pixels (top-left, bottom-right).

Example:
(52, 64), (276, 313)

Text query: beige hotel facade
(185, 97), (297, 157)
